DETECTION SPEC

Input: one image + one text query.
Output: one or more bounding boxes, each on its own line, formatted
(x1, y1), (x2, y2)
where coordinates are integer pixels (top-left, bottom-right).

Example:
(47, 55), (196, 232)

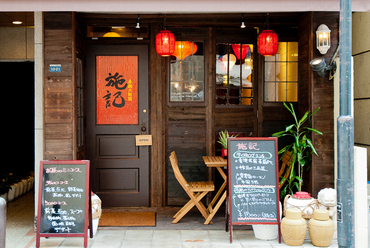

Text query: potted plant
(217, 130), (238, 157)
(272, 103), (322, 221)
(273, 102), (322, 195)
(0, 173), (11, 201)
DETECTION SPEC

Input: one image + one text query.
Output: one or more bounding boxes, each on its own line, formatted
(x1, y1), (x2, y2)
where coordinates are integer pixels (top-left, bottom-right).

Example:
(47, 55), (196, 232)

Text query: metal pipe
(337, 0), (355, 247)
(0, 197), (6, 248)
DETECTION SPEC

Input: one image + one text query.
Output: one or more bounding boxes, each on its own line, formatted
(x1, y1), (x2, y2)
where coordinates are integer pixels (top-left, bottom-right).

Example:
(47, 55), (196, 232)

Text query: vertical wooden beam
(149, 23), (165, 207)
(206, 27), (216, 182)
(72, 12), (77, 160)
(206, 27), (215, 157)
(299, 12), (338, 196)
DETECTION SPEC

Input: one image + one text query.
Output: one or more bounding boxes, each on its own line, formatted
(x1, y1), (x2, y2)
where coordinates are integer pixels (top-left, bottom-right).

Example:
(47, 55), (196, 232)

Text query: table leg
(210, 167), (227, 206)
(204, 191), (227, 225)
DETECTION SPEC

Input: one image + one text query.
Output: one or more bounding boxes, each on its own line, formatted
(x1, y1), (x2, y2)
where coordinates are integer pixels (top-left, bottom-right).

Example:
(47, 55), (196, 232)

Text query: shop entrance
(85, 45), (149, 207)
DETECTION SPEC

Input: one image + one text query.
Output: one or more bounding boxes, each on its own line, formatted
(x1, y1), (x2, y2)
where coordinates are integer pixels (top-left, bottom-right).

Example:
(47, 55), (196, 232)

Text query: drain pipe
(0, 197), (6, 248)
(337, 0), (355, 247)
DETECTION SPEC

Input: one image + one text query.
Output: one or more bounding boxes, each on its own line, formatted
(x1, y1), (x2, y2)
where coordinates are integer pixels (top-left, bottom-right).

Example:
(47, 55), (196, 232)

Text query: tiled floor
(4, 191), (339, 248)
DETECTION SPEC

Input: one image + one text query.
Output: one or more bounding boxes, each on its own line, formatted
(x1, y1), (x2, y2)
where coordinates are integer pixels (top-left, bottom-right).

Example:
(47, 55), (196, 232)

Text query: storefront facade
(1, 0), (368, 209)
(37, 11), (341, 208)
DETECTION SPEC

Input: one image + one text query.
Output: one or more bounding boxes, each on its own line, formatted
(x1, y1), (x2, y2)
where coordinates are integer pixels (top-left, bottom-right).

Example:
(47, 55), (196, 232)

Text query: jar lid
(286, 208), (302, 219)
(293, 191), (312, 199)
(314, 209), (329, 221)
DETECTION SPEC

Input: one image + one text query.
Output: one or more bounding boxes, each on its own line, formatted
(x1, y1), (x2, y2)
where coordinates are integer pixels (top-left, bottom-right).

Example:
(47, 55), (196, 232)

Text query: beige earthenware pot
(308, 209), (334, 247)
(281, 208), (306, 246)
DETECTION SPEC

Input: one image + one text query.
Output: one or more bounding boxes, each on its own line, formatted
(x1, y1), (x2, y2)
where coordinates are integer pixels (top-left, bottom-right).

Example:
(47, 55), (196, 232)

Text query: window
(264, 42), (298, 102)
(216, 43), (253, 106)
(170, 41), (204, 103)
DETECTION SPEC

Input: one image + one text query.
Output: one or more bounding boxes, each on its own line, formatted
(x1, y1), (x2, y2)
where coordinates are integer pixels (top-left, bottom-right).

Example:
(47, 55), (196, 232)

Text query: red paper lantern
(231, 44), (250, 60)
(258, 30), (278, 56)
(156, 30), (175, 56)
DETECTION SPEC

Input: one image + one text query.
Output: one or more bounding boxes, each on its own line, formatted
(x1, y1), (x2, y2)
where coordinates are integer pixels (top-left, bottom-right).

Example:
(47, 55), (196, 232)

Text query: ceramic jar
(308, 209), (334, 247)
(281, 208), (307, 246)
(7, 184), (16, 201)
(284, 192), (317, 220)
(14, 182), (21, 198)
(21, 179), (28, 194)
(90, 193), (102, 237)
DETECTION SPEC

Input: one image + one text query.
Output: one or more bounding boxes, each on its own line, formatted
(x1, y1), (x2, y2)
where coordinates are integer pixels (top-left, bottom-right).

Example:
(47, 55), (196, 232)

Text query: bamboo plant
(272, 102), (322, 197)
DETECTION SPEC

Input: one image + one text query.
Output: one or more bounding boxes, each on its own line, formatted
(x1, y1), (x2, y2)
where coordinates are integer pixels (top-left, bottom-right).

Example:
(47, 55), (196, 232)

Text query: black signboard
(228, 137), (281, 243)
(36, 160), (90, 248)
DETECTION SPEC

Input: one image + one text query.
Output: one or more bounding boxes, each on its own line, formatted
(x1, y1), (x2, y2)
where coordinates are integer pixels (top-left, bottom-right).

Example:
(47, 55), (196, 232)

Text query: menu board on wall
(36, 160), (90, 248)
(227, 137), (280, 243)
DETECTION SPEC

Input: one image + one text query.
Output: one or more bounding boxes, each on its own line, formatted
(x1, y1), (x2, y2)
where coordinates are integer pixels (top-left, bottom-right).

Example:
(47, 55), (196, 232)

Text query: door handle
(141, 123), (147, 135)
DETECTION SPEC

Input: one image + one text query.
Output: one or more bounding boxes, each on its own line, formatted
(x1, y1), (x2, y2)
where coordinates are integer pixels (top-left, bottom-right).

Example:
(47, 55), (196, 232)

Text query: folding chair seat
(169, 151), (215, 224)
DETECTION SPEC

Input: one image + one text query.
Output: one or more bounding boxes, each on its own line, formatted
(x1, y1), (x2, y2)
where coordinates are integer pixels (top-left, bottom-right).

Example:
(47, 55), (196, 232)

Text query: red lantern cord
(258, 30), (278, 56)
(156, 30), (175, 56)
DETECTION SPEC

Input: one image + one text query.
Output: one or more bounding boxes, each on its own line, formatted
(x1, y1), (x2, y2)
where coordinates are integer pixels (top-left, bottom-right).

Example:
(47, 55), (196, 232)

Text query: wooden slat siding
(298, 12), (314, 193)
(298, 12), (338, 196)
(44, 123), (73, 140)
(298, 12), (313, 116)
(206, 27), (216, 186)
(311, 12), (338, 197)
(214, 108), (255, 130)
(166, 119), (207, 205)
(167, 107), (206, 121)
(44, 12), (74, 160)
(74, 13), (85, 160)
(150, 23), (166, 207)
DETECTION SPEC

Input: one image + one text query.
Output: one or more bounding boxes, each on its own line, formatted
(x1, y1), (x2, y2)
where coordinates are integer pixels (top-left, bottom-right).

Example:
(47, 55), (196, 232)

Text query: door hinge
(257, 110), (259, 119)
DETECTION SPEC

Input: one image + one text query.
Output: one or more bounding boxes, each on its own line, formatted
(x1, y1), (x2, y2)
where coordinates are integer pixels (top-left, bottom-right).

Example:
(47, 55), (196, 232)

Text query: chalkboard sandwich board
(36, 160), (90, 248)
(227, 137), (281, 243)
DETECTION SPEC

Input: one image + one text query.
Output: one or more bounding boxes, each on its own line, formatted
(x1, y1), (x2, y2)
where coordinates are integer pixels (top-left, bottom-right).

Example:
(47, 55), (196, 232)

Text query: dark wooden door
(86, 45), (149, 207)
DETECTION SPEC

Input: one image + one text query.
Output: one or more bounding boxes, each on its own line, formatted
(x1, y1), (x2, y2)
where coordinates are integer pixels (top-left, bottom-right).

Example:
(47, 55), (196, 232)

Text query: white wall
(34, 11), (43, 216)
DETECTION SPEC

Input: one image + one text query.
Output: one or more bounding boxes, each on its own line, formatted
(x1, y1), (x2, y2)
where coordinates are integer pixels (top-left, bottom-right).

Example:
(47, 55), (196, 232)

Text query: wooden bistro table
(202, 156), (227, 225)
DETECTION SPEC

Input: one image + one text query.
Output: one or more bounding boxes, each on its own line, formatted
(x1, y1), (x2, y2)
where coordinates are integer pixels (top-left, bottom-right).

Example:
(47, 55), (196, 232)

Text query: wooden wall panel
(44, 139), (73, 160)
(43, 12), (75, 160)
(149, 23), (166, 207)
(310, 12), (338, 197)
(166, 120), (206, 205)
(298, 12), (338, 196)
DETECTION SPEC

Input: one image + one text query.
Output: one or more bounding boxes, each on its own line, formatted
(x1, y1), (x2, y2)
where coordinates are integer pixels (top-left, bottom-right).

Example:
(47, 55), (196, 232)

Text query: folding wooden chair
(169, 151), (215, 224)
(279, 151), (294, 189)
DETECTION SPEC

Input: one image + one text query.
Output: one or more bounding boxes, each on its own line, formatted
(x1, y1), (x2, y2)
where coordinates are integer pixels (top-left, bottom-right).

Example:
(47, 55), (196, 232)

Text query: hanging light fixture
(156, 30), (175, 56)
(316, 24), (331, 54)
(258, 30), (278, 56)
(240, 13), (246, 28)
(258, 14), (278, 56)
(222, 53), (237, 70)
(172, 41), (197, 60)
(156, 15), (175, 57)
(135, 14), (140, 29)
(231, 44), (249, 60)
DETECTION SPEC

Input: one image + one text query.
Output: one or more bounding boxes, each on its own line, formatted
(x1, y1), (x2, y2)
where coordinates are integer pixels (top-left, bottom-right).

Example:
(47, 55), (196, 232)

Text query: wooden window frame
(167, 38), (207, 107)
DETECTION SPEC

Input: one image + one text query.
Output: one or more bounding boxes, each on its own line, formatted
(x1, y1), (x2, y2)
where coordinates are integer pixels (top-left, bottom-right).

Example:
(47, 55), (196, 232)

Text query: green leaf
(298, 111), (309, 126)
(306, 127), (323, 135)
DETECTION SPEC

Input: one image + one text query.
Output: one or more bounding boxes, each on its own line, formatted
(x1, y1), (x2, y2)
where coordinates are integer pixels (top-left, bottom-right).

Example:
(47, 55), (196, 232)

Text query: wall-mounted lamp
(316, 24), (331, 54)
(310, 57), (336, 79)
(310, 43), (339, 80)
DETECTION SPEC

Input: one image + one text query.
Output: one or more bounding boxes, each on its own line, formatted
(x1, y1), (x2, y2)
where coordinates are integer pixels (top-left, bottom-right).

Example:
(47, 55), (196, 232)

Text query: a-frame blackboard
(36, 160), (90, 247)
(228, 137), (281, 243)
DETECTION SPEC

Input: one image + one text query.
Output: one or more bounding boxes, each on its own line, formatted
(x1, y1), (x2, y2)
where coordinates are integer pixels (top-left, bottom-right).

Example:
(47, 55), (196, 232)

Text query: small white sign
(136, 135), (152, 146)
(50, 64), (61, 72)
